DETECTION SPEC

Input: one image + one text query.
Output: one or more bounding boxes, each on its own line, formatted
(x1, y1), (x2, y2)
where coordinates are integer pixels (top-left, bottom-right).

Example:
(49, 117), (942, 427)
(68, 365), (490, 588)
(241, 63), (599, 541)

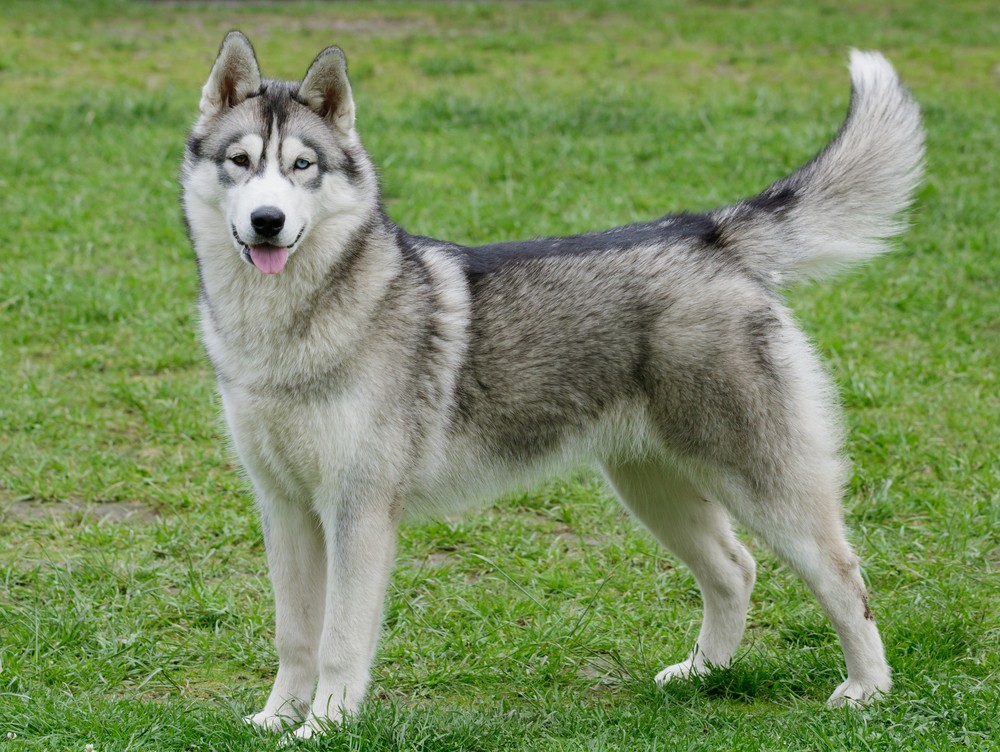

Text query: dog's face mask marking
(221, 130), (308, 274)
(188, 32), (368, 275)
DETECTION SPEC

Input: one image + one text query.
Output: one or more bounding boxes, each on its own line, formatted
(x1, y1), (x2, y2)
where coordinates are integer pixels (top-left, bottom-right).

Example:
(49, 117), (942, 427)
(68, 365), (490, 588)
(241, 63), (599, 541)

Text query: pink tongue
(249, 246), (289, 274)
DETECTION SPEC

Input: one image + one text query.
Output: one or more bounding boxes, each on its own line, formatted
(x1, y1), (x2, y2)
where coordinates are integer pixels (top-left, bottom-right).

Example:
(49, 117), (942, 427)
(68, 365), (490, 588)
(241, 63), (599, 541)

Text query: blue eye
(294, 158), (312, 170)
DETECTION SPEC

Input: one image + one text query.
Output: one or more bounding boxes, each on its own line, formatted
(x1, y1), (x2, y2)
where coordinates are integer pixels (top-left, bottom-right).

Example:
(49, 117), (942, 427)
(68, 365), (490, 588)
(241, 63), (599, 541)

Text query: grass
(1, 0), (998, 749)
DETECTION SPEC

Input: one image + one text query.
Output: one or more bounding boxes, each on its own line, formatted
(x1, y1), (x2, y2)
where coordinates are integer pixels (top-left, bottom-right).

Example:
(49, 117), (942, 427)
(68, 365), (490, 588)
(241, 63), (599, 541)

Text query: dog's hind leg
(731, 482), (891, 706)
(602, 460), (756, 683)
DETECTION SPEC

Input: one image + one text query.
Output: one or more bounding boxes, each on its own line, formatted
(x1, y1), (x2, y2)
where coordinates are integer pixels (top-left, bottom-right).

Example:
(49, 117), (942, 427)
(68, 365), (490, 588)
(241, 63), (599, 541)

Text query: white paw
(827, 675), (892, 707)
(244, 710), (301, 733)
(280, 711), (341, 742)
(654, 656), (712, 687)
(292, 721), (319, 741)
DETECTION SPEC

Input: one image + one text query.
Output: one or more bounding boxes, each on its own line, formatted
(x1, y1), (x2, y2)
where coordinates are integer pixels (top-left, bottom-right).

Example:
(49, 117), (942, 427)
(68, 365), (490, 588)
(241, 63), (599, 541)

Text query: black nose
(250, 206), (285, 237)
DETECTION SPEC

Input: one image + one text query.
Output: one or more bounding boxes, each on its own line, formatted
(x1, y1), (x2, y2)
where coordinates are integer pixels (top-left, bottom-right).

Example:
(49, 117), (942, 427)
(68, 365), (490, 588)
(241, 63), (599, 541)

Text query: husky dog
(182, 31), (922, 737)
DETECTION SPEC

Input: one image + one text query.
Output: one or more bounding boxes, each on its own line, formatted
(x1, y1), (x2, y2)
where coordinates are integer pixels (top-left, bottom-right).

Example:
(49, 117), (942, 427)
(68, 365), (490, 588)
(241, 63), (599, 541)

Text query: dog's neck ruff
(198, 213), (402, 386)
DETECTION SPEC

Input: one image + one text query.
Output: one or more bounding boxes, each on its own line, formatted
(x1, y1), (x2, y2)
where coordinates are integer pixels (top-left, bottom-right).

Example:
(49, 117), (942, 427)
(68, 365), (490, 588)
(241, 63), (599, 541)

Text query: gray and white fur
(181, 32), (923, 738)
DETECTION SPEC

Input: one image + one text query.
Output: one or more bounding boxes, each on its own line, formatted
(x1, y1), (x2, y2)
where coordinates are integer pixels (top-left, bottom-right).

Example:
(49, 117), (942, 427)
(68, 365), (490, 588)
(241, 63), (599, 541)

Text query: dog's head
(183, 32), (375, 275)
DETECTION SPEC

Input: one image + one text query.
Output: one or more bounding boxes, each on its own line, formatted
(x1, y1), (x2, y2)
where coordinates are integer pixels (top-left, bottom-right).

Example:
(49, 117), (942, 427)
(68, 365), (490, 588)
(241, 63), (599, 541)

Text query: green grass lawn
(1, 1), (997, 749)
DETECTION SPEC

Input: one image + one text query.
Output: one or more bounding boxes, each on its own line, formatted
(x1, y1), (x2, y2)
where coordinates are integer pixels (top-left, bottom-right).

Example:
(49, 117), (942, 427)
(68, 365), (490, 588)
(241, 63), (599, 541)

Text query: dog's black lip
(233, 225), (305, 267)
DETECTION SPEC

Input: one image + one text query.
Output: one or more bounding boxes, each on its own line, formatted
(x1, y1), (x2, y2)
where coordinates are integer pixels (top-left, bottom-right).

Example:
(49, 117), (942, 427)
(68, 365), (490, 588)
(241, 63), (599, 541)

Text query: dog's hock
(298, 46), (356, 136)
(200, 31), (262, 117)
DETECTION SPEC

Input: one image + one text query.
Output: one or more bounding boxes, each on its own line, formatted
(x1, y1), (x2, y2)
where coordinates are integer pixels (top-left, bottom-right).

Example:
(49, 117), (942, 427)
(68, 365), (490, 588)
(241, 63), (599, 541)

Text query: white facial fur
(226, 133), (308, 253)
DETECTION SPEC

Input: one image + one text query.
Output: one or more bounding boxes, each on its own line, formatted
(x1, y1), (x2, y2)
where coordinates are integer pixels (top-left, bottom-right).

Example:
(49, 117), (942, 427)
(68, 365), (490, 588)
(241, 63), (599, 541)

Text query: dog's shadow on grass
(632, 653), (837, 709)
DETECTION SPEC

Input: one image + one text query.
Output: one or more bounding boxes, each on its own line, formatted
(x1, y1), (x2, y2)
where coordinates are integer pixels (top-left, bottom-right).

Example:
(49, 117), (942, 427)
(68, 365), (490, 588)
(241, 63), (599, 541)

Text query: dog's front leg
(294, 493), (399, 739)
(247, 495), (326, 731)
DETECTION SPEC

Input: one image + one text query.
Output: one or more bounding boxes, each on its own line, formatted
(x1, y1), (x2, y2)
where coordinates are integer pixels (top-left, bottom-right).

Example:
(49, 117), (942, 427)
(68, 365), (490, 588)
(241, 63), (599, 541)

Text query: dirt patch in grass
(1, 496), (161, 524)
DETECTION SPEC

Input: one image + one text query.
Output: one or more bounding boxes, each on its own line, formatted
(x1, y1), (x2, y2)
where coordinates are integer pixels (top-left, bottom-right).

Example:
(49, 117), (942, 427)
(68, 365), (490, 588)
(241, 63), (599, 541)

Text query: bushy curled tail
(714, 51), (925, 285)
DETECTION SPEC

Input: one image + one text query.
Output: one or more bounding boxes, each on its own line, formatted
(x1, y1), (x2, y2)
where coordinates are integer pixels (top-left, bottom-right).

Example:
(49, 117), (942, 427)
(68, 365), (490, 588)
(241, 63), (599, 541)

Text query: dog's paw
(654, 657), (712, 687)
(281, 711), (341, 742)
(292, 721), (319, 741)
(244, 710), (301, 733)
(826, 675), (891, 707)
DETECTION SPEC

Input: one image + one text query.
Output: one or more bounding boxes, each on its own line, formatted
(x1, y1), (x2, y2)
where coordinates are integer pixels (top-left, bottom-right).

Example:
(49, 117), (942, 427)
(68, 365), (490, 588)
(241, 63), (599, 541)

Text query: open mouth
(232, 226), (305, 275)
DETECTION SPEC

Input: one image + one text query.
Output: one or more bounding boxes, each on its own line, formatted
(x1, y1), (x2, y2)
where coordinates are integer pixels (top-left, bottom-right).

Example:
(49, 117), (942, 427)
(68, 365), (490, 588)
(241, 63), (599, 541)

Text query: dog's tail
(713, 51), (924, 285)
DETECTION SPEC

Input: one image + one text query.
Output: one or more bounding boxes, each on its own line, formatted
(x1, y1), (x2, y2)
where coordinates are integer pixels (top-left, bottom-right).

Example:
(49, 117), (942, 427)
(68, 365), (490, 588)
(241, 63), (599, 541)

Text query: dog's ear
(200, 31), (262, 118)
(298, 46), (355, 136)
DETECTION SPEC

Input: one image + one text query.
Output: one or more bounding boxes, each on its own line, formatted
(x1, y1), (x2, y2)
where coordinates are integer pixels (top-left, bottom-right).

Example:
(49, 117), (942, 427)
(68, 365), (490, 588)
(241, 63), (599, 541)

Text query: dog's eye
(231, 154), (250, 167)
(294, 158), (312, 170)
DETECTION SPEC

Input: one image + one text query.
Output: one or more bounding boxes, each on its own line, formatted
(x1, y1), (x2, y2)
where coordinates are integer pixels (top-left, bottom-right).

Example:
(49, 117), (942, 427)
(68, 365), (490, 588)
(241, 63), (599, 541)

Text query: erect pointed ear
(298, 46), (356, 136)
(199, 31), (262, 118)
